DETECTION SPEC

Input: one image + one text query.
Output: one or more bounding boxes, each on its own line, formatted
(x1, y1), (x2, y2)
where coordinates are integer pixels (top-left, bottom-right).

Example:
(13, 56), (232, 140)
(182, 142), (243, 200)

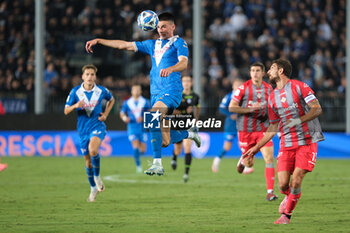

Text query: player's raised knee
(279, 183), (290, 192)
(89, 150), (99, 157)
(162, 137), (170, 147)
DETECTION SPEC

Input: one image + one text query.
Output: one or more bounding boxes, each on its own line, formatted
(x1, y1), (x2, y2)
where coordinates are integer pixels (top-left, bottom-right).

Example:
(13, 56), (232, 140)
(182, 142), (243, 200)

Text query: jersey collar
(81, 82), (97, 92)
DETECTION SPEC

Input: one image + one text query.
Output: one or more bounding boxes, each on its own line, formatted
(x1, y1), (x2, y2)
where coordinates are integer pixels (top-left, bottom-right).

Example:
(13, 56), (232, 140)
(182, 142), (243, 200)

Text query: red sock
(265, 166), (275, 191)
(285, 192), (301, 215)
(279, 186), (290, 195)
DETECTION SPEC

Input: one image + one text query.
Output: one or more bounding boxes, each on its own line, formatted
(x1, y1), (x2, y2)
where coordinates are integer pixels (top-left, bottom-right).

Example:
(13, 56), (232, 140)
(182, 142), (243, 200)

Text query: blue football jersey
(120, 96), (150, 133)
(65, 83), (113, 135)
(134, 35), (188, 95)
(219, 92), (237, 133)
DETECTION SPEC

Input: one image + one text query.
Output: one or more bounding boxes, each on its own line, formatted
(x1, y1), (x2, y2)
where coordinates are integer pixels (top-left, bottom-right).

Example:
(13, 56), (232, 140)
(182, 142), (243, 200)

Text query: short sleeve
(219, 95), (229, 108)
(103, 87), (113, 101)
(268, 96), (280, 124)
(175, 38), (189, 59)
(299, 82), (317, 104)
(134, 40), (154, 55)
(120, 101), (127, 114)
(232, 84), (245, 103)
(65, 89), (77, 107)
(194, 93), (200, 107)
(143, 99), (151, 112)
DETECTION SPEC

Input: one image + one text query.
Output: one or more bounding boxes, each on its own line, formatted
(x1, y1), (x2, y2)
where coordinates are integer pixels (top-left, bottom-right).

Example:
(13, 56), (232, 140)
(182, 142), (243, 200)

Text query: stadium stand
(0, 0), (345, 129)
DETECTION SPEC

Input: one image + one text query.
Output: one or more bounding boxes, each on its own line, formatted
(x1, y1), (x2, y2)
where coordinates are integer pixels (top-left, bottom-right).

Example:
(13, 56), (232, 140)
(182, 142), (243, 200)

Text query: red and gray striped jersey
(268, 79), (324, 150)
(232, 80), (272, 132)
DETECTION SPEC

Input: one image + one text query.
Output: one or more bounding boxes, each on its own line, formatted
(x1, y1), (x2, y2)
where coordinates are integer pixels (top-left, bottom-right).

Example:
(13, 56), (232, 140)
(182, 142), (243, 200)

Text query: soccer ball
(137, 10), (158, 31)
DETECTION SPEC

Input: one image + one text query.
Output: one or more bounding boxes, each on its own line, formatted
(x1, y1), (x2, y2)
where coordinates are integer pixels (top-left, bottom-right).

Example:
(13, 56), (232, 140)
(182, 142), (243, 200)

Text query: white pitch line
(103, 174), (184, 184)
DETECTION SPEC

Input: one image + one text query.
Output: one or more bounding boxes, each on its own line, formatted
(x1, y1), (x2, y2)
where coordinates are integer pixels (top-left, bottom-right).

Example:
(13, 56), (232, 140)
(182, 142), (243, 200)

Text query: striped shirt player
(229, 62), (278, 201)
(231, 79), (274, 153)
(244, 59), (325, 224)
(268, 79), (324, 162)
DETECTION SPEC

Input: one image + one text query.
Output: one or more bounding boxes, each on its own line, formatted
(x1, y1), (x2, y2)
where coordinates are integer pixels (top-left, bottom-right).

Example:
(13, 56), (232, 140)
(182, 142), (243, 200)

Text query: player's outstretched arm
(243, 122), (279, 158)
(98, 97), (115, 121)
(228, 99), (260, 114)
(64, 100), (84, 115)
(85, 39), (136, 53)
(159, 57), (188, 77)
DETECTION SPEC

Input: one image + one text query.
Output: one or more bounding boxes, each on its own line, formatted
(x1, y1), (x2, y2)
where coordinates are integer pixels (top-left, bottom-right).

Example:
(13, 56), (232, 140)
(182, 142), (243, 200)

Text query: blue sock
(86, 167), (96, 187)
(150, 127), (162, 159)
(91, 154), (100, 177)
(133, 148), (141, 166)
(170, 130), (189, 144)
(218, 149), (227, 159)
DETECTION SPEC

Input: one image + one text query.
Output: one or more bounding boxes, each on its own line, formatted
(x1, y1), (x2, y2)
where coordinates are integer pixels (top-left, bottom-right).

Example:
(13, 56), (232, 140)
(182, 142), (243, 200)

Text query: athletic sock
(133, 148), (141, 166)
(279, 186), (291, 195)
(285, 187), (301, 215)
(265, 163), (275, 192)
(153, 158), (162, 166)
(184, 153), (192, 175)
(150, 125), (162, 159)
(172, 151), (178, 161)
(86, 166), (96, 187)
(91, 154), (100, 177)
(170, 130), (189, 144)
(218, 149), (227, 159)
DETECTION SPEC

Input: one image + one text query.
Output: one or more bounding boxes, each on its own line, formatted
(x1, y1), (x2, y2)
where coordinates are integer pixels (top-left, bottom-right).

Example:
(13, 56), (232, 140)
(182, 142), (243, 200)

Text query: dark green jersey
(176, 91), (200, 116)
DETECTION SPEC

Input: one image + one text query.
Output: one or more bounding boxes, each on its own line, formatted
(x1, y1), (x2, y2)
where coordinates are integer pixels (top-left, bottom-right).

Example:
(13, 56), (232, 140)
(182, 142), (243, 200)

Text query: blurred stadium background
(1, 1), (350, 232)
(0, 0), (348, 157)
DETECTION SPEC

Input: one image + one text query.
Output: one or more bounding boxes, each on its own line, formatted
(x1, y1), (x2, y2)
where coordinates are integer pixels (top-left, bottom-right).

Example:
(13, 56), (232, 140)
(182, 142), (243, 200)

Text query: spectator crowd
(0, 0), (346, 114)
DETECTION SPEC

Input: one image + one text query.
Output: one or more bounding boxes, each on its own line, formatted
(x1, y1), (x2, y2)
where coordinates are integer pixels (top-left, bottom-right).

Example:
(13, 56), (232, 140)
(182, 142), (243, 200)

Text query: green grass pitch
(0, 156), (349, 232)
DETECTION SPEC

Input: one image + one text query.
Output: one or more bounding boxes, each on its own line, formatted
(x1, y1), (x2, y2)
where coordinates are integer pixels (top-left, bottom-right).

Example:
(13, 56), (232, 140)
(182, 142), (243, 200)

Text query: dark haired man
(244, 58), (324, 224)
(85, 12), (201, 176)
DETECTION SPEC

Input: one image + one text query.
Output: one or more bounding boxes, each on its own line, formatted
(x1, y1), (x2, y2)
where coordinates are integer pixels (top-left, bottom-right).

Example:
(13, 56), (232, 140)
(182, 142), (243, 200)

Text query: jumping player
(85, 12), (201, 176)
(120, 84), (151, 173)
(212, 79), (243, 173)
(244, 58), (324, 224)
(64, 64), (115, 202)
(171, 75), (200, 182)
(229, 62), (278, 201)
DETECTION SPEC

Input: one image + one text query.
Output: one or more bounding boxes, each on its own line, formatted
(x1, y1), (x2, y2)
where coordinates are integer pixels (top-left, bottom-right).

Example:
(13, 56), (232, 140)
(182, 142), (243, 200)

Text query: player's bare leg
(89, 137), (104, 192)
(140, 142), (146, 154)
(261, 146), (278, 201)
(172, 142), (182, 170)
(277, 171), (291, 214)
(275, 169), (307, 224)
(131, 140), (142, 173)
(212, 141), (232, 173)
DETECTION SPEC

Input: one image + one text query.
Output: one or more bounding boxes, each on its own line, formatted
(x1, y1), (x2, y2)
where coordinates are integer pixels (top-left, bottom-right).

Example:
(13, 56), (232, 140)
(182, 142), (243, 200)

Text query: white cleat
(183, 174), (189, 183)
(212, 157), (221, 173)
(188, 126), (201, 148)
(87, 187), (98, 202)
(94, 176), (105, 192)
